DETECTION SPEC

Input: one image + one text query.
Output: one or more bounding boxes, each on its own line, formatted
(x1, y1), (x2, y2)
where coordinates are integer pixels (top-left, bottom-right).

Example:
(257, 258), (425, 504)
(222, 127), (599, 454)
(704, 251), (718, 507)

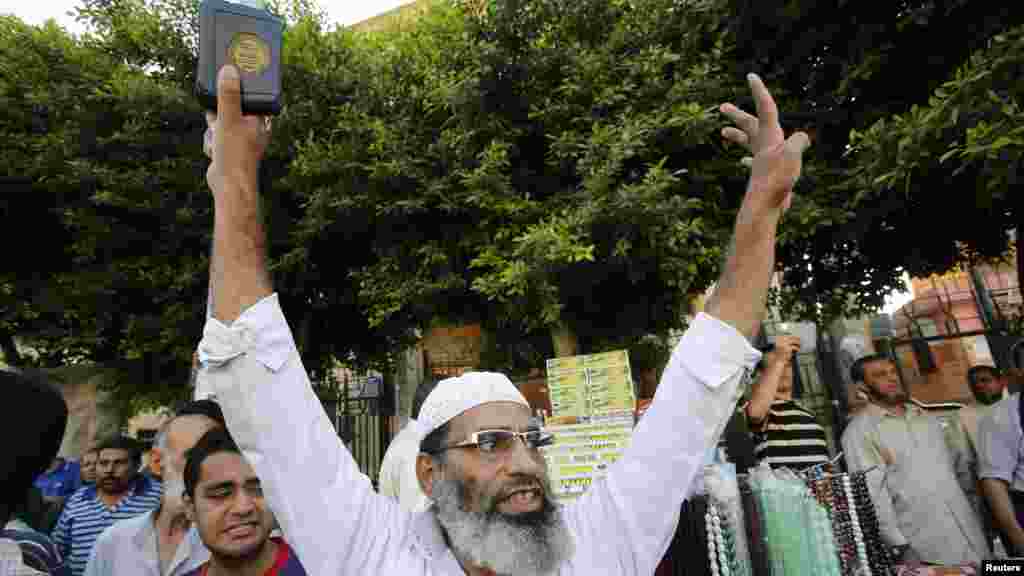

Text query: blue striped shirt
(51, 476), (162, 576)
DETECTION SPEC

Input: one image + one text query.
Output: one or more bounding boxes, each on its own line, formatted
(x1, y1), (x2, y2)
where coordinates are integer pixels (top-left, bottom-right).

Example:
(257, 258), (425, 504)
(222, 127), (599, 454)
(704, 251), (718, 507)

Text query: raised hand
(765, 335), (802, 368)
(720, 74), (810, 215)
(203, 65), (272, 195)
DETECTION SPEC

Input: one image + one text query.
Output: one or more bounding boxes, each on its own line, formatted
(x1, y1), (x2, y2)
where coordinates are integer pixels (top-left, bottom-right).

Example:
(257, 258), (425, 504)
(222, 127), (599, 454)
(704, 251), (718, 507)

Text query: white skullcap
(415, 372), (530, 440)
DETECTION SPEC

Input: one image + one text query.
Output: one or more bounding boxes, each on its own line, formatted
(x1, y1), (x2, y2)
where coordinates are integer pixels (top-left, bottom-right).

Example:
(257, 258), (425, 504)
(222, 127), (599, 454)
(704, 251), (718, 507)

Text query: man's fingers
(217, 65), (242, 126)
(748, 73), (779, 131)
(721, 127), (749, 148)
(720, 103), (758, 135)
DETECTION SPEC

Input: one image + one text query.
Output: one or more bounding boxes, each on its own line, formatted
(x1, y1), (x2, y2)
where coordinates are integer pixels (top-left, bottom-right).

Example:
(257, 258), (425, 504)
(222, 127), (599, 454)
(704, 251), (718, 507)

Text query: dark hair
(184, 426), (241, 498)
(411, 377), (439, 421)
(967, 365), (999, 394)
(419, 421), (451, 463)
(176, 399), (226, 427)
(0, 369), (68, 524)
(850, 354), (891, 384)
(95, 435), (143, 464)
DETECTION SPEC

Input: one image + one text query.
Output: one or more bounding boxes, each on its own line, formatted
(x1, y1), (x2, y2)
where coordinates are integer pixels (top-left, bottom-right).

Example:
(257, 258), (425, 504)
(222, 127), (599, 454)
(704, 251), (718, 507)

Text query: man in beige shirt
(842, 355), (989, 565)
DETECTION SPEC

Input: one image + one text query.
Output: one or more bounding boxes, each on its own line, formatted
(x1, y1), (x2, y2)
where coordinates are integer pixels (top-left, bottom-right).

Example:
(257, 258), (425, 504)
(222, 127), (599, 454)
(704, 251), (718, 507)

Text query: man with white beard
(83, 401), (225, 576)
(415, 376), (573, 574)
(198, 61), (808, 575)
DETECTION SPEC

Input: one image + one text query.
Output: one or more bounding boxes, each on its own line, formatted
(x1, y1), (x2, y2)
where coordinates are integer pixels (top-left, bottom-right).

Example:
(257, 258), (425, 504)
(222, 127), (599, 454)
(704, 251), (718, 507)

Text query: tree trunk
(550, 323), (578, 358)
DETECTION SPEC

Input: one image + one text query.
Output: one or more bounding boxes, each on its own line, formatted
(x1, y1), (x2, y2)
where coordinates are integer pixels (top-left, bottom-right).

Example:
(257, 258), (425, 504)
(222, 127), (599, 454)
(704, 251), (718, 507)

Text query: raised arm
(746, 335), (800, 426)
(705, 74), (809, 340)
(199, 66), (405, 576)
(204, 66), (272, 323)
(562, 74), (809, 574)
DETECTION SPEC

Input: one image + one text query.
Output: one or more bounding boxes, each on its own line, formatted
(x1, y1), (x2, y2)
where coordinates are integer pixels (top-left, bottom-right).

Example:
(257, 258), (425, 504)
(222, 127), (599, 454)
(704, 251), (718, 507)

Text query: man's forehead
(450, 401), (533, 435)
(98, 448), (131, 459)
(866, 359), (895, 371)
(198, 451), (256, 486)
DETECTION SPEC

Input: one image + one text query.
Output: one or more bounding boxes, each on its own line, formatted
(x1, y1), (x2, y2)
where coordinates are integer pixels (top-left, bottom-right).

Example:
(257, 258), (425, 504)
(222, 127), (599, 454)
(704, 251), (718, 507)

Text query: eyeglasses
(426, 429), (555, 455)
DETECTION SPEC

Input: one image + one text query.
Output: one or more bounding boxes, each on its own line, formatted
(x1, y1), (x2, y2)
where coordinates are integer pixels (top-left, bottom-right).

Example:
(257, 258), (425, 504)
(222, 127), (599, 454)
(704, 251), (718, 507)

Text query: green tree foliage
(285, 0), (789, 363)
(17, 0), (1014, 405)
(0, 13), (209, 408)
(728, 1), (1024, 321)
(0, 1), (362, 408)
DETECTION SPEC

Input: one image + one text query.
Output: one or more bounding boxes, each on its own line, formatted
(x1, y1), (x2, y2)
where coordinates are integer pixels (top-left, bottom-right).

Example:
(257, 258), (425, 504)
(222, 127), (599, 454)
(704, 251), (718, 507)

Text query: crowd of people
(1, 63), (1020, 576)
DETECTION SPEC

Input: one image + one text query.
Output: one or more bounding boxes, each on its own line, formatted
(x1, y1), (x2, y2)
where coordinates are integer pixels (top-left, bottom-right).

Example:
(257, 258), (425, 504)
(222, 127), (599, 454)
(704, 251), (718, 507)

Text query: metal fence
(321, 371), (391, 489)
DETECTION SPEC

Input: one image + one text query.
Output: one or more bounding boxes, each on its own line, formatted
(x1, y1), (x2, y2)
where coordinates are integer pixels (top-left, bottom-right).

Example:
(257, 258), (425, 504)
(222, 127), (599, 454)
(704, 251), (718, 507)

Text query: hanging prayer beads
(841, 473), (872, 576)
(704, 461), (751, 576)
(707, 506), (720, 576)
(827, 476), (855, 575)
(706, 501), (741, 576)
(851, 471), (894, 576)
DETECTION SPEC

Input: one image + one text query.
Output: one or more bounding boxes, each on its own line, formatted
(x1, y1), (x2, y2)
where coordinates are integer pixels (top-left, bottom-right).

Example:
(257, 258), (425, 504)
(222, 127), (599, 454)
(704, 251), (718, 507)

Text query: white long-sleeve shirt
(83, 510), (209, 576)
(198, 294), (760, 575)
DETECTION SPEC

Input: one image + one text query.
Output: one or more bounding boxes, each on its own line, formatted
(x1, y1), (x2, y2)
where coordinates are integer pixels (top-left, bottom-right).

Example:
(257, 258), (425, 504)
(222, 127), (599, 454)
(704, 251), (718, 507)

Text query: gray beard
(432, 478), (574, 576)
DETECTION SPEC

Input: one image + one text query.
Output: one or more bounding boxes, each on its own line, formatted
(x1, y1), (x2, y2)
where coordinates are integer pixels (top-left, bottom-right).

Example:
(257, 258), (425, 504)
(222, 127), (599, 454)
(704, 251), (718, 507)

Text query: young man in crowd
(842, 354), (989, 565)
(744, 335), (830, 470)
(52, 436), (162, 576)
(947, 365), (1005, 546)
(378, 377), (439, 513)
(960, 365), (1007, 452)
(977, 354), (1024, 557)
(181, 428), (306, 575)
(196, 62), (807, 575)
(0, 368), (71, 575)
(84, 401), (226, 576)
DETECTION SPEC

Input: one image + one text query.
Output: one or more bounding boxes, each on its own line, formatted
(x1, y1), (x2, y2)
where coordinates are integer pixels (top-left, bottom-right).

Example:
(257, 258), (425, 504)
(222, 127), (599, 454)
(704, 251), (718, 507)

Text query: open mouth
(502, 486), (543, 510)
(224, 522), (260, 538)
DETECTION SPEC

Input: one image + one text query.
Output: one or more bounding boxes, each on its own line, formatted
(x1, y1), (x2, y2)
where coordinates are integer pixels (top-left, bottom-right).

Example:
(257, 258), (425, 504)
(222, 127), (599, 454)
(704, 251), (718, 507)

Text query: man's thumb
(217, 65), (242, 122)
(785, 131), (812, 156)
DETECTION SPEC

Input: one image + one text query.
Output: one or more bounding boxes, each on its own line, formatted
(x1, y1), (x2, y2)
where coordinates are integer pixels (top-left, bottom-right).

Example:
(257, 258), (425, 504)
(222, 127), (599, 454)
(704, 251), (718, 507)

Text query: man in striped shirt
(744, 335), (830, 470)
(52, 436), (162, 576)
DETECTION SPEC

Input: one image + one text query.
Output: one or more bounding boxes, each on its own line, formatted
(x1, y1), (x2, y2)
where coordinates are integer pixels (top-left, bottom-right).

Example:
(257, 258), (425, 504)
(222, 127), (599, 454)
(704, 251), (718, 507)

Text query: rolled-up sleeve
(564, 312), (760, 575)
(978, 400), (1019, 484)
(199, 294), (407, 576)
